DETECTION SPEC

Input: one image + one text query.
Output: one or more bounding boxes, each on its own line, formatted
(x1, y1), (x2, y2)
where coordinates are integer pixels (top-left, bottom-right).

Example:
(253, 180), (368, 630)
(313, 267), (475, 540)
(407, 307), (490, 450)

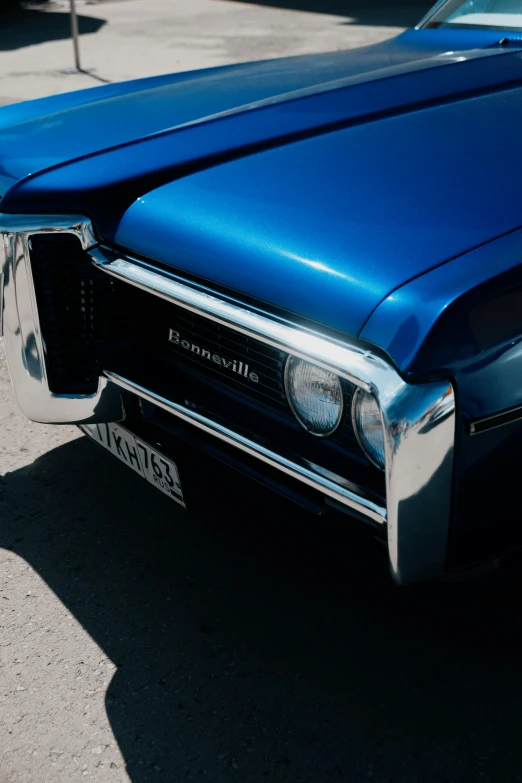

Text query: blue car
(2, 0), (522, 584)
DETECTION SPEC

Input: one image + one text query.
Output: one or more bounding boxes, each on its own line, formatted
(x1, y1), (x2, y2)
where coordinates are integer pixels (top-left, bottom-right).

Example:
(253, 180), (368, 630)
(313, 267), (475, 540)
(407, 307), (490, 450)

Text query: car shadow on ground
(0, 6), (106, 52)
(2, 436), (522, 781)
(227, 0), (433, 27)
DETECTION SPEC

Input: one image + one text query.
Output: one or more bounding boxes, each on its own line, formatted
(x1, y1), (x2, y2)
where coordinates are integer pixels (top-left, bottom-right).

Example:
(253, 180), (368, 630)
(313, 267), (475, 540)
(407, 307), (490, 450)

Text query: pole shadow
(1, 436), (522, 781)
(0, 6), (106, 52)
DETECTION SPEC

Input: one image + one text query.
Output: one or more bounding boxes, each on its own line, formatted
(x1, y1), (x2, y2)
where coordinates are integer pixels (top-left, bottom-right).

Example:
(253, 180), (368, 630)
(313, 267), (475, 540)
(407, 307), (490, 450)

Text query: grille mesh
(29, 233), (134, 394)
(156, 303), (289, 412)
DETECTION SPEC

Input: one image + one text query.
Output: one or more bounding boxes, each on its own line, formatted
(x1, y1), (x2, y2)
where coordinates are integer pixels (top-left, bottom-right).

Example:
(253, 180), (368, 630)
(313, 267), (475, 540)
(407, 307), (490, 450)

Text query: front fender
(361, 226), (522, 568)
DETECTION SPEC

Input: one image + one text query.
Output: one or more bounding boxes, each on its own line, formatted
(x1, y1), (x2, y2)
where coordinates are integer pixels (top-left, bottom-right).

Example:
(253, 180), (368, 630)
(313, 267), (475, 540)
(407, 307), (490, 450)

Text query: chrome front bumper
(0, 215), (124, 424)
(0, 214), (456, 585)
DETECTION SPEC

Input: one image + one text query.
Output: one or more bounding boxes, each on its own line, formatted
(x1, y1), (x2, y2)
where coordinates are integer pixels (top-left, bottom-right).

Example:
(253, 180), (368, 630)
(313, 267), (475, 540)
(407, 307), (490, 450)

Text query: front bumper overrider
(1, 214), (455, 585)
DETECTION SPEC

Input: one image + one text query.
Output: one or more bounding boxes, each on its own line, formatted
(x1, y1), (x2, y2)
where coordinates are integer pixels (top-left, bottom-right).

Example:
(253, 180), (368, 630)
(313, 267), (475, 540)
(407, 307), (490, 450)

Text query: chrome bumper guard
(0, 215), (124, 424)
(1, 214), (455, 585)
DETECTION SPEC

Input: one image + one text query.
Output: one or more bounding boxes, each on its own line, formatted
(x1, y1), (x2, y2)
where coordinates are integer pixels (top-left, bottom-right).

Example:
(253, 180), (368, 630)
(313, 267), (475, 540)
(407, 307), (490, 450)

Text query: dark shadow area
(228, 0), (434, 27)
(2, 436), (522, 782)
(0, 4), (106, 52)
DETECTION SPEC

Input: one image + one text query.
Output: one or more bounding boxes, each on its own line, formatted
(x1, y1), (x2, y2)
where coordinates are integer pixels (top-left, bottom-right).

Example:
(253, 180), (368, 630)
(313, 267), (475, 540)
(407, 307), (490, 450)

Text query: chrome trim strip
(0, 214), (124, 424)
(89, 248), (400, 397)
(105, 371), (388, 525)
(469, 404), (522, 435)
(1, 214), (97, 250)
(92, 248), (456, 585)
(415, 0), (448, 29)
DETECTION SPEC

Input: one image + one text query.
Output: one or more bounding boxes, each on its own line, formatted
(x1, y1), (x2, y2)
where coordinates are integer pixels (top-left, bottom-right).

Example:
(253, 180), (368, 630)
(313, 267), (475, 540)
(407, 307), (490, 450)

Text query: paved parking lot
(3, 1), (522, 782)
(4, 339), (522, 783)
(0, 0), (424, 102)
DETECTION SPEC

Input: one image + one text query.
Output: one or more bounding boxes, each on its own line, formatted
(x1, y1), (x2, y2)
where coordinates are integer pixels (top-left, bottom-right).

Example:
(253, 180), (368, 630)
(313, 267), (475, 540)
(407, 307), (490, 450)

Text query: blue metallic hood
(110, 82), (522, 338)
(0, 32), (453, 195)
(0, 27), (516, 195)
(3, 38), (522, 338)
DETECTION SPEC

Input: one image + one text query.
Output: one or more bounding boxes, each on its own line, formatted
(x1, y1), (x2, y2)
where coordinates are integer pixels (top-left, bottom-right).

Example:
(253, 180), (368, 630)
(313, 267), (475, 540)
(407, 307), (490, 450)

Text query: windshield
(424, 0), (522, 31)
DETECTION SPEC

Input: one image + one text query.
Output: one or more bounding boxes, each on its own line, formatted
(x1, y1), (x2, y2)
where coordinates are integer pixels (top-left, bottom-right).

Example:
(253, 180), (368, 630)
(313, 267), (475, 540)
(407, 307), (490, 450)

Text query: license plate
(81, 423), (185, 506)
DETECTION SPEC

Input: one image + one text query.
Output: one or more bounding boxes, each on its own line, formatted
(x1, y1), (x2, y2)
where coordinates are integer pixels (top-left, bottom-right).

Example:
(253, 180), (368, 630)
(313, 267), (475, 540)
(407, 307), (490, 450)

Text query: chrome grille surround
(136, 289), (361, 450)
(0, 214), (456, 585)
(0, 215), (123, 424)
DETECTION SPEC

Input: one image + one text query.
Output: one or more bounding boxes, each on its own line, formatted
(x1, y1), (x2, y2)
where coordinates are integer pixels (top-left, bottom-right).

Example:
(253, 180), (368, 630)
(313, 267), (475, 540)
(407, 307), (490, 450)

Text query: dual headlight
(284, 356), (385, 470)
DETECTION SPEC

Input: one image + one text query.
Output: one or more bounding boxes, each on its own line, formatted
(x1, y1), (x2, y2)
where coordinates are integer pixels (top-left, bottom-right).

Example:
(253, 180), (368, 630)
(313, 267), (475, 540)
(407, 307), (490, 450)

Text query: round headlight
(351, 389), (385, 470)
(284, 356), (343, 437)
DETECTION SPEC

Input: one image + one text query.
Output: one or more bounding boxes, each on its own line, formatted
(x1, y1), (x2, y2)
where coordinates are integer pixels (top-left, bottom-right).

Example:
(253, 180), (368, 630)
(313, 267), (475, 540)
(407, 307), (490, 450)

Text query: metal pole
(69, 0), (81, 71)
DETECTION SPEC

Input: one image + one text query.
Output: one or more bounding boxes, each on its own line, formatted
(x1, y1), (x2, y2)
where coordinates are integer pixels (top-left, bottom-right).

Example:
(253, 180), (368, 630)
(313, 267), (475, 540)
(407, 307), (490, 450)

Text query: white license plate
(81, 423), (185, 506)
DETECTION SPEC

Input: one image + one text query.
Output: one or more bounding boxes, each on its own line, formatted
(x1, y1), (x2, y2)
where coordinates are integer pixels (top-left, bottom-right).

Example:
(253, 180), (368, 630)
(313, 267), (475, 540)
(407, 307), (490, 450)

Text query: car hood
(0, 27), (514, 195)
(110, 80), (522, 338)
(2, 42), (522, 338)
(0, 32), (452, 195)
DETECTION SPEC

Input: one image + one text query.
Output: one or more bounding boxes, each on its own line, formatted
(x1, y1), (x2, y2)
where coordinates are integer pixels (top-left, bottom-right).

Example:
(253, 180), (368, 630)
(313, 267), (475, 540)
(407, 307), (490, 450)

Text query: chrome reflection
(0, 214), (124, 424)
(105, 370), (388, 525)
(89, 248), (401, 396)
(1, 214), (456, 585)
(93, 246), (455, 585)
(383, 385), (455, 585)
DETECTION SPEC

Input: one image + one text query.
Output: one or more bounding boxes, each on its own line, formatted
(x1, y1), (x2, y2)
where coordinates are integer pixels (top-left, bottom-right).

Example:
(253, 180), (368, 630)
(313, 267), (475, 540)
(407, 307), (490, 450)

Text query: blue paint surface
(0, 25), (519, 195)
(0, 36), (433, 195)
(112, 82), (522, 338)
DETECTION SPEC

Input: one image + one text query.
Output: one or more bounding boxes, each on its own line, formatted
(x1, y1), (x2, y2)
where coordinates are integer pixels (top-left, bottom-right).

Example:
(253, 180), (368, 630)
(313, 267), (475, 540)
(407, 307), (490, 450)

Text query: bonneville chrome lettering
(168, 327), (260, 382)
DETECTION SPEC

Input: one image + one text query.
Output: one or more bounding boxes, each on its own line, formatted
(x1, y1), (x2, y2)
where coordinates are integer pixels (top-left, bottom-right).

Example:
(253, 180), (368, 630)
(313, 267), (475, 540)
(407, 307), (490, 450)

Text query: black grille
(29, 233), (135, 394)
(139, 294), (360, 450)
(149, 301), (289, 412)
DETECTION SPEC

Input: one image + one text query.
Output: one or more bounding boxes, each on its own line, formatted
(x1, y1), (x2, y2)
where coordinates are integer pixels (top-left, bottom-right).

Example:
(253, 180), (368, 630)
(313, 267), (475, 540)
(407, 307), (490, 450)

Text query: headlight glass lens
(352, 389), (385, 470)
(285, 356), (343, 437)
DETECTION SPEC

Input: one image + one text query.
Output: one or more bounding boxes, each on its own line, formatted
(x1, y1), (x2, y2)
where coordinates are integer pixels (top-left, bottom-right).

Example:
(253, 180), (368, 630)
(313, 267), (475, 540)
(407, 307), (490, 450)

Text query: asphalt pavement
(3, 1), (522, 782)
(3, 340), (522, 783)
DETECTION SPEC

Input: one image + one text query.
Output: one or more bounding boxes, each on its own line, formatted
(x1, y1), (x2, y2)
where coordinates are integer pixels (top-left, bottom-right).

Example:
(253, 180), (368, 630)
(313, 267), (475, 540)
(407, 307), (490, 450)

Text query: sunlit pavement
(0, 0), (416, 102)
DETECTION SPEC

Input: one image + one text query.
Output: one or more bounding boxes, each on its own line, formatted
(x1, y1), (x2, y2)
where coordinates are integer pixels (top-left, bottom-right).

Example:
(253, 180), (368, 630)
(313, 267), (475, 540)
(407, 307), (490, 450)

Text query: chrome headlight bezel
(284, 355), (344, 438)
